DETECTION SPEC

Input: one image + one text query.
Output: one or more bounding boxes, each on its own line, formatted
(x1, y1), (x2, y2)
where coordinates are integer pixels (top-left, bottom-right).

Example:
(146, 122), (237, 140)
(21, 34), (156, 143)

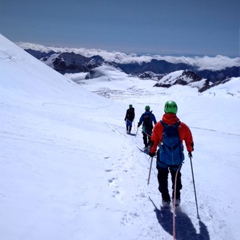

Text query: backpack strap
(160, 120), (181, 128)
(160, 120), (166, 128)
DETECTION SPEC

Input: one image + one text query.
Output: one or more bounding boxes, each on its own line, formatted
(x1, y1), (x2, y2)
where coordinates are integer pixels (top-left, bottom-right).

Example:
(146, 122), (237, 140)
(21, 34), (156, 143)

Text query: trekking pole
(189, 156), (200, 219)
(147, 156), (153, 185)
(135, 127), (139, 137)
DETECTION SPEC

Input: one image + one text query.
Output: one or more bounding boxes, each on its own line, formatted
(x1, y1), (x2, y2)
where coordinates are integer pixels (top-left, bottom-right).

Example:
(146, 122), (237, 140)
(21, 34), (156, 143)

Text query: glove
(149, 152), (155, 157)
(188, 151), (192, 158)
(137, 123), (141, 128)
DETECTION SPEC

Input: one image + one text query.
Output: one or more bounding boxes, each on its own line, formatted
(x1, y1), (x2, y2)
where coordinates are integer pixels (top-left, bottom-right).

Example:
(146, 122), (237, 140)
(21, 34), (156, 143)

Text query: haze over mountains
(18, 42), (240, 91)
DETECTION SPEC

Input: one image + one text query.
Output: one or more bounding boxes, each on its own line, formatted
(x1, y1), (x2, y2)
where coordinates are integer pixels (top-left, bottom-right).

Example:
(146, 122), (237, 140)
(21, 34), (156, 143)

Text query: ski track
(105, 123), (167, 239)
(191, 126), (240, 137)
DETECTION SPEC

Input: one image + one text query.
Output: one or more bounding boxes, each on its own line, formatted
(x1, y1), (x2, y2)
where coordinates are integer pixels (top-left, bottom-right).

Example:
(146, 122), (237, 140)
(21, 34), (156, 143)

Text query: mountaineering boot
(143, 146), (149, 154)
(172, 191), (181, 206)
(174, 199), (181, 206)
(162, 193), (171, 208)
(129, 126), (132, 134)
(162, 199), (171, 208)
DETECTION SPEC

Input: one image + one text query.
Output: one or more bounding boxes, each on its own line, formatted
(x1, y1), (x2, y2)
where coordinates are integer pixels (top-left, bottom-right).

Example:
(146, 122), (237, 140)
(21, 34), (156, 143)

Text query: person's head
(129, 104), (133, 108)
(164, 100), (178, 114)
(145, 105), (150, 111)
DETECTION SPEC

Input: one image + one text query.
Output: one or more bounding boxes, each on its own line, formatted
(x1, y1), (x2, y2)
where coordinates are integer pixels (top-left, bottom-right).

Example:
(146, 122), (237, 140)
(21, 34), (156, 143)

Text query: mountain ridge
(18, 42), (240, 91)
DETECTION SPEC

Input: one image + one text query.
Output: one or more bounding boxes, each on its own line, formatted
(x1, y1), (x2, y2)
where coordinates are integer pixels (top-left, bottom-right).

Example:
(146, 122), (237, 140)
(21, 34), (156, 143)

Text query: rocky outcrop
(25, 49), (104, 74)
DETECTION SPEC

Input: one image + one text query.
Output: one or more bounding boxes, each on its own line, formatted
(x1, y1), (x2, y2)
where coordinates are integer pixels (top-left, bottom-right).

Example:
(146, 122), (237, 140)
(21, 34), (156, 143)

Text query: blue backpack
(158, 120), (184, 166)
(142, 112), (153, 134)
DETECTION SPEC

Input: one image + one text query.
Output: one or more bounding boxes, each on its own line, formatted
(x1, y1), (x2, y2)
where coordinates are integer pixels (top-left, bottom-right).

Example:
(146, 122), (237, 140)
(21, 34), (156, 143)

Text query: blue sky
(0, 0), (239, 56)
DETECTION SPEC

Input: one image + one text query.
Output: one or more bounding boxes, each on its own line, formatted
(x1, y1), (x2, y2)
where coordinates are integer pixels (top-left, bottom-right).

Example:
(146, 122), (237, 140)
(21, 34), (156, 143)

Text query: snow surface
(17, 42), (240, 71)
(1, 33), (240, 240)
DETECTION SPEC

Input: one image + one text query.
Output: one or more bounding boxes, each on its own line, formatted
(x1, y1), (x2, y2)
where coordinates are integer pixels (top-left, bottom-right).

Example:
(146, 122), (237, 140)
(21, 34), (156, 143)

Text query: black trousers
(142, 132), (151, 147)
(157, 165), (182, 201)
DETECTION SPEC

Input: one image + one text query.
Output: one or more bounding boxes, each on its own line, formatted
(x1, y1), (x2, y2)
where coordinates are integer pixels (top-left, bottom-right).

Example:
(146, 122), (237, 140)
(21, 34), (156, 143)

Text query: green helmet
(145, 105), (150, 111)
(164, 100), (178, 114)
(129, 104), (133, 108)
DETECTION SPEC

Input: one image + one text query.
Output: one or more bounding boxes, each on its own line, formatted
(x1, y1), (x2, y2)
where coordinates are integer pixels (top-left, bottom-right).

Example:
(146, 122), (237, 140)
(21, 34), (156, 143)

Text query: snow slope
(1, 34), (240, 240)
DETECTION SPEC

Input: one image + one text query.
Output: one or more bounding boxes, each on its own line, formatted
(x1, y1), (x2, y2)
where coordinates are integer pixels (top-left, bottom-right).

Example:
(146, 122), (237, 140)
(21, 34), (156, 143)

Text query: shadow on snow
(127, 132), (136, 136)
(149, 197), (210, 240)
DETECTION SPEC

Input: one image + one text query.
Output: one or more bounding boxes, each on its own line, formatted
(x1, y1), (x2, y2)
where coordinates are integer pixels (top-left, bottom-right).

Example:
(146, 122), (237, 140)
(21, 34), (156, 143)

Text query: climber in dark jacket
(124, 104), (135, 134)
(137, 105), (157, 148)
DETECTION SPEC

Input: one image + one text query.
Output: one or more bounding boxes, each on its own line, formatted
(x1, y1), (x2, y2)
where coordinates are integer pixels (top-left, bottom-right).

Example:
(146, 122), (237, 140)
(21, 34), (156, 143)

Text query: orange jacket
(150, 113), (194, 154)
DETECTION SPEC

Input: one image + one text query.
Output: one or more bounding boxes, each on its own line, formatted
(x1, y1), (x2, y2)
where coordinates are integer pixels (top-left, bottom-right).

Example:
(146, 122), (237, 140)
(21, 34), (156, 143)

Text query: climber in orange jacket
(149, 100), (194, 207)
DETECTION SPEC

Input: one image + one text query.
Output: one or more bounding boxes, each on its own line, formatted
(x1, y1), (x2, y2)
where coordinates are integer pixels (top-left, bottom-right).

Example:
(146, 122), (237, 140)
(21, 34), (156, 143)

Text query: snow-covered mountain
(18, 42), (240, 84)
(1, 34), (240, 240)
(66, 64), (239, 95)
